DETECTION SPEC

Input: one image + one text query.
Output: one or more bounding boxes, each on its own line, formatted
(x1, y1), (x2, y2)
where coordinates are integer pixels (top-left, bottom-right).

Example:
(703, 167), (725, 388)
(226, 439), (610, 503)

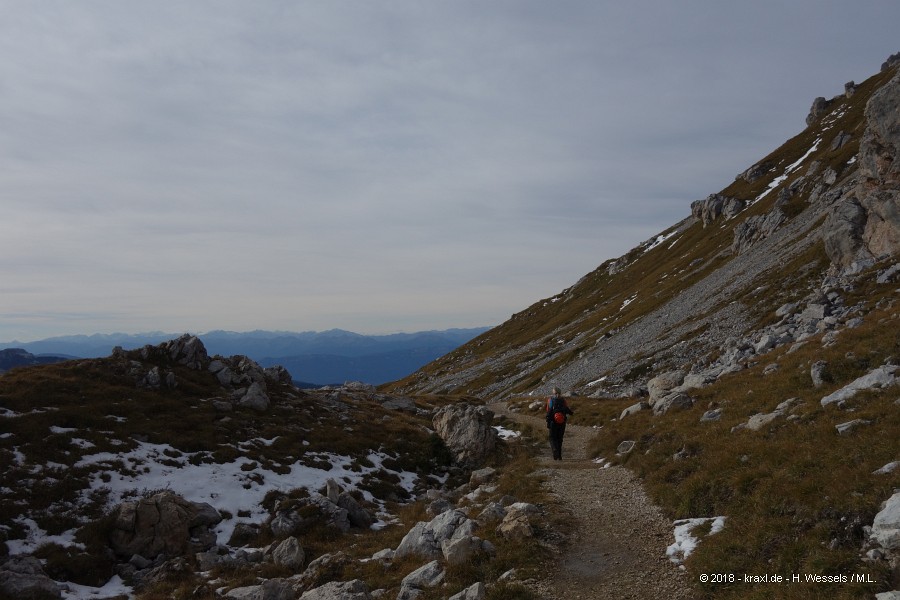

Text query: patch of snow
(6, 518), (80, 555)
(60, 575), (132, 600)
(667, 516), (727, 564)
(50, 426), (77, 434)
(65, 441), (421, 545)
(644, 230), (678, 253)
(752, 139), (821, 205)
(620, 294), (637, 311)
(494, 425), (520, 440)
(587, 376), (608, 387)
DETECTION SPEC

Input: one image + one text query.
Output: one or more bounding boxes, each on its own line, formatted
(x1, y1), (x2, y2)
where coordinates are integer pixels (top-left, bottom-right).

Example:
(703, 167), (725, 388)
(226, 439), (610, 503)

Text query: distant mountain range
(0, 328), (490, 385)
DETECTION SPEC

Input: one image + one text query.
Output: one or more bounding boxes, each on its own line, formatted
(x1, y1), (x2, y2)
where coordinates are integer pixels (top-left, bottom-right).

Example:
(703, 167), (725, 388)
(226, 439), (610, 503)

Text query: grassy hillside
(385, 63), (900, 598)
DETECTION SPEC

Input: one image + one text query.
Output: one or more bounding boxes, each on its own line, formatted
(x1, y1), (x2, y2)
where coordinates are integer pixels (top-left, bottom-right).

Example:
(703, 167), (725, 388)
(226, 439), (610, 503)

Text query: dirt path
(491, 402), (698, 600)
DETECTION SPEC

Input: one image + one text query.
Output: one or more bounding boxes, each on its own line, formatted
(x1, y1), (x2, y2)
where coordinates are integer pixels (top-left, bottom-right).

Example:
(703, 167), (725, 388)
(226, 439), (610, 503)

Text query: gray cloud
(2, 0), (899, 340)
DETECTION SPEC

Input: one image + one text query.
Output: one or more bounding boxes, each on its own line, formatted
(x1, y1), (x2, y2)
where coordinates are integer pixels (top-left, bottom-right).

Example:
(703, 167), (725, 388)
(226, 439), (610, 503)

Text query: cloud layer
(2, 1), (899, 340)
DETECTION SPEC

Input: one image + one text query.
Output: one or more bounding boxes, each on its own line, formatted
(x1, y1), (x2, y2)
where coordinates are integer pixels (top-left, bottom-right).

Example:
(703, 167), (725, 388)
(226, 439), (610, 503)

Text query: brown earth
(491, 401), (700, 600)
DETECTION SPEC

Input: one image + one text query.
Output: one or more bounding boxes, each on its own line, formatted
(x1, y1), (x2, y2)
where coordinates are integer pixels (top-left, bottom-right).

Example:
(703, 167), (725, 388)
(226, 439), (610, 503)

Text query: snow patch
(667, 516), (727, 564)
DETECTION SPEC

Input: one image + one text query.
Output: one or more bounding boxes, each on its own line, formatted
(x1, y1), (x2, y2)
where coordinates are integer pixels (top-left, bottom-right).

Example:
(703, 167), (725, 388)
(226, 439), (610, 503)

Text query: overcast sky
(2, 1), (899, 341)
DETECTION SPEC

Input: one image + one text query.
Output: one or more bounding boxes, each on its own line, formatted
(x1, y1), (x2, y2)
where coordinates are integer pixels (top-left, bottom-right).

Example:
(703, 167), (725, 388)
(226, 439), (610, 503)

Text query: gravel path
(492, 402), (699, 600)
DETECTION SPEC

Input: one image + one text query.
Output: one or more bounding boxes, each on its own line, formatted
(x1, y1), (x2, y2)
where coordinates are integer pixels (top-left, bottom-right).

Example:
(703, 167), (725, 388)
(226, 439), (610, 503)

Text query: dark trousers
(549, 422), (566, 460)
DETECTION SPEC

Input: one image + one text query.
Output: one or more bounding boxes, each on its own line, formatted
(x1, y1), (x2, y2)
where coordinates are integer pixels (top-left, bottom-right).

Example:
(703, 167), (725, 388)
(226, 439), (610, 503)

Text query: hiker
(545, 387), (574, 461)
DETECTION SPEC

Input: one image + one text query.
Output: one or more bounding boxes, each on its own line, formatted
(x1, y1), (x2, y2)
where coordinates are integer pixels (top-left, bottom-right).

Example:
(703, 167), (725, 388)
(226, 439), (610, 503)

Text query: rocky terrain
(384, 57), (900, 598)
(2, 57), (900, 600)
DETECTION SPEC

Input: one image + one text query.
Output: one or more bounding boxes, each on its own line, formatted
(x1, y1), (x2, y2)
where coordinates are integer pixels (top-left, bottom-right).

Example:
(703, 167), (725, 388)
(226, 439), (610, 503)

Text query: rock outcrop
(108, 491), (222, 560)
(825, 68), (900, 270)
(432, 404), (497, 466)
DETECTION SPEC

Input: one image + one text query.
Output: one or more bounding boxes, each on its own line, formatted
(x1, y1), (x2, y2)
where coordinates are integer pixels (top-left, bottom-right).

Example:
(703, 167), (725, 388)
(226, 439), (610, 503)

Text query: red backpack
(549, 397), (567, 424)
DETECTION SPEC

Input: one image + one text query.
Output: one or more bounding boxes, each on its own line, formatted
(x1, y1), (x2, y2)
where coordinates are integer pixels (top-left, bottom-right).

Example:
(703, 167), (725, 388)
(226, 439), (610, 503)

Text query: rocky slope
(383, 57), (900, 598)
(0, 335), (555, 599)
(386, 60), (900, 404)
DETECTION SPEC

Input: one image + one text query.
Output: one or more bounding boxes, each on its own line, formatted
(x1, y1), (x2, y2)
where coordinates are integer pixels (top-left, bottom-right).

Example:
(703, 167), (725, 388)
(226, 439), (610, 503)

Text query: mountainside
(382, 58), (900, 597)
(0, 349), (69, 374)
(386, 62), (900, 403)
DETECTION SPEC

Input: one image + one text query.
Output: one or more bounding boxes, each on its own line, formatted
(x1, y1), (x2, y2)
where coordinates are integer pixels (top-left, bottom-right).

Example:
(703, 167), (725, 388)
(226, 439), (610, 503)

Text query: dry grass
(581, 280), (900, 598)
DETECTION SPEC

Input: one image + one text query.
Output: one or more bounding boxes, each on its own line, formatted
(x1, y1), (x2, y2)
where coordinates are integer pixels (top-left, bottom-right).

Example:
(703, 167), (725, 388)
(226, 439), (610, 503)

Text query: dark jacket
(545, 395), (574, 427)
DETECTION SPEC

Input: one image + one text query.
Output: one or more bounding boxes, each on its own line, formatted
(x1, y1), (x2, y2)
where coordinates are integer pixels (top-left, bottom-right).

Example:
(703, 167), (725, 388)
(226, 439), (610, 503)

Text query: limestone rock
(691, 194), (746, 227)
(448, 582), (487, 600)
(432, 404), (497, 466)
(820, 365), (899, 406)
(237, 382), (270, 412)
(271, 536), (305, 570)
(0, 556), (61, 600)
(806, 96), (831, 126)
(398, 560), (444, 600)
(652, 392), (693, 416)
(225, 579), (295, 600)
(620, 401), (650, 419)
(811, 360), (830, 388)
(442, 535), (483, 566)
(872, 491), (900, 550)
(647, 371), (685, 405)
(337, 492), (374, 529)
(298, 579), (372, 600)
(395, 509), (471, 559)
(732, 209), (788, 255)
(108, 491), (221, 559)
(165, 334), (209, 370)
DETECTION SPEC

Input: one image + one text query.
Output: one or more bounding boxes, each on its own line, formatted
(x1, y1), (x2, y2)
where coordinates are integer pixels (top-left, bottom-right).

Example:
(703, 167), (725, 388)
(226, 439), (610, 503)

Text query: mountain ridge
(0, 327), (489, 385)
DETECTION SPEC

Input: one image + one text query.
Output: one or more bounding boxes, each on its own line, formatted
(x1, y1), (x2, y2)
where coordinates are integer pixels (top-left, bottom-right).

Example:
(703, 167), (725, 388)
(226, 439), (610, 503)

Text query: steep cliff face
(387, 62), (900, 402)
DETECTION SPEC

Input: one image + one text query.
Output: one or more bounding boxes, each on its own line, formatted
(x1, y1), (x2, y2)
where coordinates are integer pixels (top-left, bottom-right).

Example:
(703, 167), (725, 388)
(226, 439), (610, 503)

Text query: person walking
(546, 387), (574, 461)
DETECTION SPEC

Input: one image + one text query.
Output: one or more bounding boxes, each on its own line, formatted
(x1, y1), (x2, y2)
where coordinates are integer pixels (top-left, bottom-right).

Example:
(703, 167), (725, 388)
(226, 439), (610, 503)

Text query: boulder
(810, 360), (830, 387)
(165, 334), (209, 370)
(820, 365), (899, 406)
(270, 510), (305, 538)
(0, 556), (61, 600)
(872, 491), (900, 550)
(337, 492), (374, 529)
(395, 509), (471, 559)
(237, 382), (270, 412)
(448, 582), (487, 600)
(292, 552), (352, 594)
(225, 579), (295, 600)
(432, 404), (497, 466)
(806, 96), (831, 126)
(620, 401), (650, 419)
(441, 535), (483, 567)
(398, 560), (445, 600)
(647, 371), (685, 405)
(496, 504), (538, 540)
(823, 197), (870, 269)
(652, 392), (693, 416)
(108, 491), (221, 559)
(469, 467), (497, 487)
(298, 579), (371, 600)
(271, 536), (305, 570)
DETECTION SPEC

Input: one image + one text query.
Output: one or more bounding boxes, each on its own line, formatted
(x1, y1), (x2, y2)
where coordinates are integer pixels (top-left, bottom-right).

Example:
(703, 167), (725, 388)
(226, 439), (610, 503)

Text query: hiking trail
(490, 401), (699, 599)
